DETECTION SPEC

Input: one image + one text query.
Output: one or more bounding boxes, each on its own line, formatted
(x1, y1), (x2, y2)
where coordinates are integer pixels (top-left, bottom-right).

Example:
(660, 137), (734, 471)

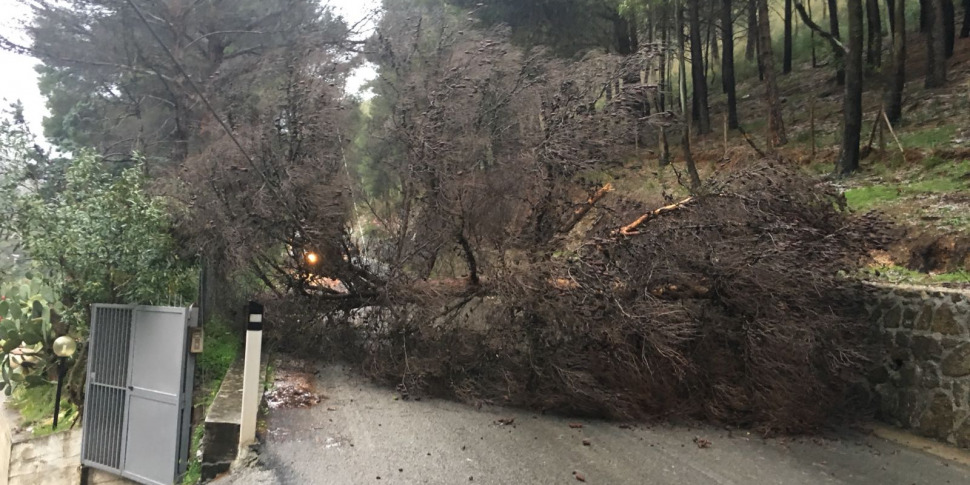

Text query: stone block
(912, 335), (943, 361)
(898, 363), (921, 389)
(930, 305), (962, 336)
(915, 303), (935, 331)
(869, 305), (884, 326)
(875, 384), (899, 423)
(883, 306), (902, 329)
(917, 392), (956, 438)
(901, 306), (916, 326)
(942, 337), (963, 350)
(921, 362), (941, 389)
(942, 343), (970, 378)
(956, 419), (970, 448)
(898, 390), (923, 426)
(953, 381), (970, 408)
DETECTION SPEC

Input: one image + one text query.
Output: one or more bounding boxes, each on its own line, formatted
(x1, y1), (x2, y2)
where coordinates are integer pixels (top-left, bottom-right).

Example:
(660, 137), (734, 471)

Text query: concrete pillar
(239, 301), (263, 448)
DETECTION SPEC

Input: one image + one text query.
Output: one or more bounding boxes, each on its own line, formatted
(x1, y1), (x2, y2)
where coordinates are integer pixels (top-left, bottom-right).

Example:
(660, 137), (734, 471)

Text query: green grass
(196, 318), (241, 379)
(181, 424), (205, 485)
(9, 383), (78, 437)
(844, 159), (970, 211)
(863, 265), (970, 286)
(181, 318), (242, 485)
(899, 125), (958, 150)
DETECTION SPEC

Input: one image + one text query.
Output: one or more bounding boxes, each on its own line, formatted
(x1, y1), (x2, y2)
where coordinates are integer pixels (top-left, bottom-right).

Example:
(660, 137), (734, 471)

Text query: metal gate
(82, 305), (197, 485)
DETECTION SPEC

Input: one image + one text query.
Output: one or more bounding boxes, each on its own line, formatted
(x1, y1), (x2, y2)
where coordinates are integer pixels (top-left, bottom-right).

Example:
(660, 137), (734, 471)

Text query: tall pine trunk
(758, 0), (787, 147)
(886, 0), (906, 123)
(747, 0), (759, 62)
(839, 0), (864, 175)
(962, 0), (970, 37)
(784, 0), (794, 73)
(921, 0), (931, 32)
(887, 0), (896, 34)
(688, 0), (711, 134)
(678, 0), (689, 115)
(943, 0), (955, 56)
(926, 0), (948, 87)
(867, 0), (883, 67)
(722, 0), (740, 129)
(828, 0), (846, 84)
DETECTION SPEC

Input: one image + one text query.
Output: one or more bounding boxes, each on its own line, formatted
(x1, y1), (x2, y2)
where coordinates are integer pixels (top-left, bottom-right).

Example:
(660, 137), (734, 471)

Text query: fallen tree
(268, 162), (886, 434)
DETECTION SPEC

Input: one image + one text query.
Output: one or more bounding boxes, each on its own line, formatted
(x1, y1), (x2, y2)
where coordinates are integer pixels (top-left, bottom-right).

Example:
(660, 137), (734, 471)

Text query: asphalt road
(215, 363), (970, 485)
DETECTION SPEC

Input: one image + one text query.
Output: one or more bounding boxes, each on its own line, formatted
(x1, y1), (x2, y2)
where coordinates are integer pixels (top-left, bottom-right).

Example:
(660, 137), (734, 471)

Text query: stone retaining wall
(0, 397), (135, 485)
(867, 283), (970, 448)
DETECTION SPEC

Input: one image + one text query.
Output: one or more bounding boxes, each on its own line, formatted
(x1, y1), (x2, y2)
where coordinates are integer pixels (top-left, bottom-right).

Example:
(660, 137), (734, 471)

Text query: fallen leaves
(568, 423), (584, 429)
(693, 437), (712, 449)
(494, 417), (515, 426)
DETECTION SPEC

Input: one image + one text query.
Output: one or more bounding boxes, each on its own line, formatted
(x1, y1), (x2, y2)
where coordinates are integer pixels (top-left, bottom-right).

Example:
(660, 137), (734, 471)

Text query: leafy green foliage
(16, 152), (197, 328)
(0, 277), (64, 397)
(9, 382), (78, 437)
(196, 318), (241, 380)
(2, 112), (197, 405)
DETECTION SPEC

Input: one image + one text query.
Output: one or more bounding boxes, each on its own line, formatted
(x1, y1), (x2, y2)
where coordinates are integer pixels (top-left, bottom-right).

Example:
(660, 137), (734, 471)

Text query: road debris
(265, 360), (324, 409)
(693, 437), (712, 449)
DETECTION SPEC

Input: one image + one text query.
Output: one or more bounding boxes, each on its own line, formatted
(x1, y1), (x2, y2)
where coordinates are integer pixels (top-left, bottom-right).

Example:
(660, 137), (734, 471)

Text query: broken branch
(794, 2), (846, 55)
(616, 197), (695, 236)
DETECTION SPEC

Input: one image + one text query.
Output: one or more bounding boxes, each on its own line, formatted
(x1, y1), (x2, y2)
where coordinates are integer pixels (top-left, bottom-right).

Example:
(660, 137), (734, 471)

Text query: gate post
(239, 301), (263, 447)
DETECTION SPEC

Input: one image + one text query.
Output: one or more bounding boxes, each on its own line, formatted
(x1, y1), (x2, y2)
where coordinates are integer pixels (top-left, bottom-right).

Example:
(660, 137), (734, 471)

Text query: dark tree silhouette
(867, 0), (882, 67)
(722, 0), (740, 129)
(784, 0), (793, 74)
(839, 0), (864, 175)
(926, 0), (948, 88)
(758, 0), (787, 147)
(828, 0), (846, 84)
(886, 0), (907, 123)
(688, 0), (711, 134)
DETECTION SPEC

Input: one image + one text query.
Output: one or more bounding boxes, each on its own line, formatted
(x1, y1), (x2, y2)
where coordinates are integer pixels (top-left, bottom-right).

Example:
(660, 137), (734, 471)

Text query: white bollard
(239, 301), (263, 448)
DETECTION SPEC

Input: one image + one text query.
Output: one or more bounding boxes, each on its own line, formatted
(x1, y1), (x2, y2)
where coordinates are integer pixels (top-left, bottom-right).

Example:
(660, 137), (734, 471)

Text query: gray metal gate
(82, 305), (197, 485)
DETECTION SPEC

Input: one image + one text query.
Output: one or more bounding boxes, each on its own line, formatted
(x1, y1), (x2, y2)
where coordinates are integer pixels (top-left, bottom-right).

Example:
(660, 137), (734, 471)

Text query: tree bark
(839, 0), (864, 175)
(828, 0), (846, 85)
(722, 0), (740, 129)
(614, 13), (637, 55)
(962, 0), (970, 37)
(867, 0), (883, 68)
(926, 0), (948, 87)
(921, 0), (931, 32)
(784, 0), (794, 74)
(943, 0), (955, 57)
(758, 0), (787, 147)
(660, 9), (668, 111)
(688, 0), (711, 134)
(456, 231), (480, 285)
(747, 0), (759, 62)
(678, 1), (689, 115)
(885, 0), (906, 123)
(887, 0), (896, 34)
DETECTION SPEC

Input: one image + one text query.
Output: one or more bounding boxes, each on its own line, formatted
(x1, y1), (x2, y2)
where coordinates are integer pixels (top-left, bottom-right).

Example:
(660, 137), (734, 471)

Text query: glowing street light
(305, 252), (320, 265)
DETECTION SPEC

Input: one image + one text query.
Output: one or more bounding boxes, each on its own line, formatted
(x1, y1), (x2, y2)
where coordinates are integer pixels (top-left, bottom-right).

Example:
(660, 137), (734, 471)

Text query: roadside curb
(864, 422), (970, 468)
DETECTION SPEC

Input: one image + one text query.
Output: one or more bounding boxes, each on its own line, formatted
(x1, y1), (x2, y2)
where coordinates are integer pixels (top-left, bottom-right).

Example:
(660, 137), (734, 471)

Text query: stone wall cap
(863, 281), (970, 298)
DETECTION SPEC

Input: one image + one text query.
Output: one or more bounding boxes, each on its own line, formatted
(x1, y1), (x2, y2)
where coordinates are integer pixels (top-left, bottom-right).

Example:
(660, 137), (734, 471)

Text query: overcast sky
(0, 0), (379, 138)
